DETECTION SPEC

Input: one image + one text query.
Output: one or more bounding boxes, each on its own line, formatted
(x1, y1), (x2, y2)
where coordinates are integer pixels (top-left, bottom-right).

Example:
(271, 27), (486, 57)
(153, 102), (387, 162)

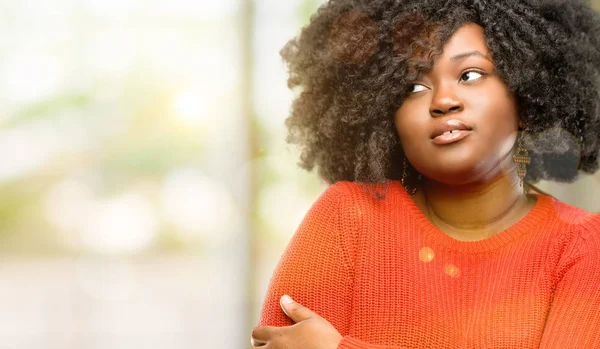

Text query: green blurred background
(0, 0), (598, 348)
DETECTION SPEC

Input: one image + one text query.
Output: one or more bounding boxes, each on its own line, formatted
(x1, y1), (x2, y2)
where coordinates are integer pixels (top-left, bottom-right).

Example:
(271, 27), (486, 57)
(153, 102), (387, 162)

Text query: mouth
(432, 129), (472, 145)
(431, 119), (473, 145)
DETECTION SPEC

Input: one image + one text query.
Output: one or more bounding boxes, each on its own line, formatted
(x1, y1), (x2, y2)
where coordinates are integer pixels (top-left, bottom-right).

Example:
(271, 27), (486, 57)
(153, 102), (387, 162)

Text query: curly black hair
(281, 0), (600, 189)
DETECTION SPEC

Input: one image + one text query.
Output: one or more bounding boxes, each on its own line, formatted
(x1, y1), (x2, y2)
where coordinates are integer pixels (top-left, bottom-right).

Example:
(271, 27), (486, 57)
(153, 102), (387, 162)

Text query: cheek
(466, 90), (520, 169)
(394, 104), (426, 149)
(473, 92), (519, 141)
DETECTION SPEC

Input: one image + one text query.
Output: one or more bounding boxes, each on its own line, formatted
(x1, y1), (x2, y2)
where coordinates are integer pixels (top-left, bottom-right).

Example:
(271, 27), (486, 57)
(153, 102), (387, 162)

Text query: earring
(512, 131), (530, 187)
(401, 157), (420, 195)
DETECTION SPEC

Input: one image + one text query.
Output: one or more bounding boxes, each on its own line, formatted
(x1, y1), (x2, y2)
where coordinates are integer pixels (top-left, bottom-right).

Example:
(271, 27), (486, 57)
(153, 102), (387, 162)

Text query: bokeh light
(80, 192), (158, 254)
(0, 121), (61, 180)
(161, 168), (239, 242)
(419, 247), (435, 263)
(444, 264), (460, 278)
(172, 90), (207, 126)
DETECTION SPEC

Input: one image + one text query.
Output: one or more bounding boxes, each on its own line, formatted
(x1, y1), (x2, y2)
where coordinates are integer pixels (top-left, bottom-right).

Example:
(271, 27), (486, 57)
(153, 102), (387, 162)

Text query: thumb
(280, 295), (317, 323)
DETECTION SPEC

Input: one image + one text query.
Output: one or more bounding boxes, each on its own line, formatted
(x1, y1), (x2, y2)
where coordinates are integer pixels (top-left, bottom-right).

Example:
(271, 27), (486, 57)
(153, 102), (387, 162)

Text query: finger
(280, 294), (318, 323)
(248, 343), (270, 349)
(250, 337), (267, 347)
(248, 344), (271, 349)
(251, 325), (277, 343)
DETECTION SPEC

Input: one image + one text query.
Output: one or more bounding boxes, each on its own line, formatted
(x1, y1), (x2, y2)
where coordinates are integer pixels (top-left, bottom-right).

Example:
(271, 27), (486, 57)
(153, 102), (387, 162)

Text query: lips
(431, 119), (473, 139)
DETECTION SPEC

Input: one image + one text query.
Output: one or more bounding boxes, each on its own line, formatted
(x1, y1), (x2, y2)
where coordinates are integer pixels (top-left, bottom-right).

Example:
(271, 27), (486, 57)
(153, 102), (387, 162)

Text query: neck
(418, 166), (533, 241)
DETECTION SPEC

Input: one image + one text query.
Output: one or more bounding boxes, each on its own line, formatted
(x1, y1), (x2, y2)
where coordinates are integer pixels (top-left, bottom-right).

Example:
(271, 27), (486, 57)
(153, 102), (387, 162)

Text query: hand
(250, 295), (343, 349)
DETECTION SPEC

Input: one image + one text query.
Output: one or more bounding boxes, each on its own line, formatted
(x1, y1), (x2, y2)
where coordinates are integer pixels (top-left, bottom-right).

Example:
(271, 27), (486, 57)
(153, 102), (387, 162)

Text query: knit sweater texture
(258, 181), (600, 349)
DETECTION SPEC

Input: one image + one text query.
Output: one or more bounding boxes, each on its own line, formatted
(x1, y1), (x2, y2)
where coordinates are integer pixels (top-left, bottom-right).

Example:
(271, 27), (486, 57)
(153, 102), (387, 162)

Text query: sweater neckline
(394, 181), (555, 253)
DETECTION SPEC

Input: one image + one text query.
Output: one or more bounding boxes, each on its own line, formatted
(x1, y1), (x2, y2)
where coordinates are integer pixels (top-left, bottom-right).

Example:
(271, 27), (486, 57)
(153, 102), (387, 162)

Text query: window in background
(249, 0), (328, 326)
(0, 0), (250, 348)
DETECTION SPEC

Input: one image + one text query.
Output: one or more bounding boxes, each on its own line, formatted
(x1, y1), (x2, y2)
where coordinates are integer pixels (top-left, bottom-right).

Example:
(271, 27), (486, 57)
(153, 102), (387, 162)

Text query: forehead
(441, 22), (490, 58)
(403, 21), (492, 78)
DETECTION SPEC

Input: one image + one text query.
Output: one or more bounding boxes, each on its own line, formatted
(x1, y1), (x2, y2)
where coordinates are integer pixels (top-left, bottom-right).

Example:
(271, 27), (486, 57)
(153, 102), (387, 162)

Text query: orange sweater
(258, 181), (600, 348)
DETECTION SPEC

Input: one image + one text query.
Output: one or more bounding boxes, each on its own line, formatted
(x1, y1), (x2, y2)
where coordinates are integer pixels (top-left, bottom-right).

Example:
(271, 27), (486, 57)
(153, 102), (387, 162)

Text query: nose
(429, 84), (463, 117)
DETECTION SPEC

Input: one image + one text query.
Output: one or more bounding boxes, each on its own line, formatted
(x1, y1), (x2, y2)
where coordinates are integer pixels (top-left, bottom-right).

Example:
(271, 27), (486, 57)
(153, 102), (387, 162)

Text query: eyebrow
(450, 51), (492, 63)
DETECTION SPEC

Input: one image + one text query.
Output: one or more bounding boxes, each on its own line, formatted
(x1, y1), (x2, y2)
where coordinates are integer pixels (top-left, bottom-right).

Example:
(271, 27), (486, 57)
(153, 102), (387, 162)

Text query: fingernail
(251, 338), (267, 347)
(281, 294), (294, 304)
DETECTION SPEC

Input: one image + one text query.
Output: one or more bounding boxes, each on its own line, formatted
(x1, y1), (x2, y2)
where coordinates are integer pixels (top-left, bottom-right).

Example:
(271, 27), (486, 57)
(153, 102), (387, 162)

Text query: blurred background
(0, 0), (599, 348)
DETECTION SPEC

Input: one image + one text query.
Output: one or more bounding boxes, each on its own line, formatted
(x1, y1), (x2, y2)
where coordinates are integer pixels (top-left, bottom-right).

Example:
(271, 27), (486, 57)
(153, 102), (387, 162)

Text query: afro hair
(281, 0), (600, 188)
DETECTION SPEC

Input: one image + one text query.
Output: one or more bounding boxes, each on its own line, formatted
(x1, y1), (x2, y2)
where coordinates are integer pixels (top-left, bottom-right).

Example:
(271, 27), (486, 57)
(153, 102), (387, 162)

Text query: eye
(460, 70), (485, 82)
(410, 84), (428, 93)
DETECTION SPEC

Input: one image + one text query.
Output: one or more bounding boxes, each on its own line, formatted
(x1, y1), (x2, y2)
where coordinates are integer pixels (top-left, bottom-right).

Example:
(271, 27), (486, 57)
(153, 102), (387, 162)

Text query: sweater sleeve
(257, 183), (355, 333)
(257, 183), (411, 349)
(538, 214), (600, 348)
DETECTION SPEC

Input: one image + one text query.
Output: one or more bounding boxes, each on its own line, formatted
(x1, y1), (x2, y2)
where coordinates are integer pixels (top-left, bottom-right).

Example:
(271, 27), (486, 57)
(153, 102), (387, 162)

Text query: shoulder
(317, 181), (375, 227)
(549, 197), (599, 226)
(327, 180), (407, 205)
(523, 196), (600, 278)
(556, 212), (600, 281)
(317, 181), (406, 257)
(326, 180), (381, 200)
(549, 197), (600, 258)
(300, 181), (370, 233)
(575, 212), (600, 255)
(324, 180), (408, 221)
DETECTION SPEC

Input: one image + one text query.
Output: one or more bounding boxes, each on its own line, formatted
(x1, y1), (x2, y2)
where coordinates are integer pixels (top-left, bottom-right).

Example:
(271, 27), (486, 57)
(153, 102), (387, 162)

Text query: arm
(257, 183), (354, 333)
(538, 214), (600, 348)
(257, 183), (401, 349)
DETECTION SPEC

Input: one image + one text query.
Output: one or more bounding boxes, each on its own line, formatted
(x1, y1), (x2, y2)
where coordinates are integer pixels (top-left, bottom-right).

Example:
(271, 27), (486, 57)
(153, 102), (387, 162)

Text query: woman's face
(394, 22), (520, 185)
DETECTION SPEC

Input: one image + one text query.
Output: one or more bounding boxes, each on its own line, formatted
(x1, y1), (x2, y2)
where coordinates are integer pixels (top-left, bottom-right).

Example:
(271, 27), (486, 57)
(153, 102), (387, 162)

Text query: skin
(250, 296), (342, 349)
(250, 22), (537, 348)
(395, 22), (536, 241)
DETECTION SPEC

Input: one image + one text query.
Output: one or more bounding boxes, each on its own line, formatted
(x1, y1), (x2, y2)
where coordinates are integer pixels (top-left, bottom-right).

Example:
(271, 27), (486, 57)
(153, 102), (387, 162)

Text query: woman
(252, 0), (600, 348)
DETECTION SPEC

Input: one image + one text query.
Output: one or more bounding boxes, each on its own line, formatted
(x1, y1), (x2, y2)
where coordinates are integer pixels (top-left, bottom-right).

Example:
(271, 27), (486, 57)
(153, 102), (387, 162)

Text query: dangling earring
(512, 131), (530, 187)
(401, 157), (420, 195)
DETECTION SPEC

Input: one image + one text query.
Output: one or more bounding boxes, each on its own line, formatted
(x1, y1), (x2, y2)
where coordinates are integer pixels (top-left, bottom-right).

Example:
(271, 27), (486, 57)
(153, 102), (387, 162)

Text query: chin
(421, 158), (491, 186)
(428, 161), (512, 187)
(411, 143), (509, 184)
